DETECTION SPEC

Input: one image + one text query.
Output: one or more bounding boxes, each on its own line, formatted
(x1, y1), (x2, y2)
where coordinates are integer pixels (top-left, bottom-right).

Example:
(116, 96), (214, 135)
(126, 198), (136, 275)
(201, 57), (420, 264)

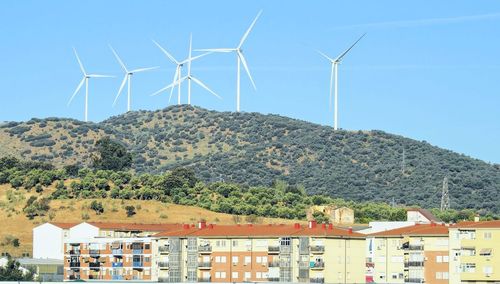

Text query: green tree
(125, 205), (136, 217)
(92, 137), (132, 171)
(90, 201), (104, 215)
(0, 258), (34, 281)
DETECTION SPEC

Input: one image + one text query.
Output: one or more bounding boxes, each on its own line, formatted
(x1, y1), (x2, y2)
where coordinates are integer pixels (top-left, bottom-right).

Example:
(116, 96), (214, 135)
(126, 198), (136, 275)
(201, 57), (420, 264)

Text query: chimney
(208, 224), (214, 229)
(294, 223), (301, 229)
(308, 220), (317, 229)
(247, 224), (253, 227)
(348, 227), (353, 234)
(328, 224), (333, 230)
(198, 220), (207, 229)
(321, 223), (327, 229)
(431, 222), (436, 227)
(183, 224), (190, 230)
(474, 216), (480, 222)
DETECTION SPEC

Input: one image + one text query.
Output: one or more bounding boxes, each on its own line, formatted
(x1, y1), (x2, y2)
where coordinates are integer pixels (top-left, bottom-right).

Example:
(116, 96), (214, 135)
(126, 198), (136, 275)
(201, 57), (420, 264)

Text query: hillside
(0, 183), (298, 257)
(1, 105), (499, 213)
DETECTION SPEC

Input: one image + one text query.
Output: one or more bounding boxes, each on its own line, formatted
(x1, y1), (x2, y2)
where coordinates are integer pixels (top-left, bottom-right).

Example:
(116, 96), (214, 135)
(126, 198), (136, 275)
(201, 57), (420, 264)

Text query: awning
(111, 242), (121, 249)
(480, 248), (492, 255)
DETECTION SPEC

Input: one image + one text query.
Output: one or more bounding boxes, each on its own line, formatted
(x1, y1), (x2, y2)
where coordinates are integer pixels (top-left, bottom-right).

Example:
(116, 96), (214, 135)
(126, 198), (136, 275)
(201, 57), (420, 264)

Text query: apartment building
(449, 220), (500, 283)
(33, 222), (78, 260)
(152, 221), (365, 284)
(367, 223), (449, 283)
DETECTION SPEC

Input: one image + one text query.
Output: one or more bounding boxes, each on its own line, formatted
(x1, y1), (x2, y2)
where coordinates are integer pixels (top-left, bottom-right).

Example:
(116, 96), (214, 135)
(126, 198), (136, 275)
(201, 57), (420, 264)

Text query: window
(436, 272), (443, 279)
(145, 244), (150, 249)
(232, 256), (238, 264)
(443, 255), (449, 262)
(232, 272), (238, 279)
(338, 272), (342, 280)
(144, 257), (150, 262)
(232, 240), (238, 247)
(460, 263), (476, 273)
(215, 256), (226, 263)
(244, 272), (251, 280)
(256, 272), (262, 279)
(442, 272), (449, 279)
(215, 272), (226, 279)
(256, 256), (262, 263)
(436, 256), (443, 263)
(280, 237), (291, 246)
(483, 266), (493, 275)
(484, 232), (492, 239)
(244, 256), (251, 265)
(262, 256), (267, 264)
(391, 273), (398, 280)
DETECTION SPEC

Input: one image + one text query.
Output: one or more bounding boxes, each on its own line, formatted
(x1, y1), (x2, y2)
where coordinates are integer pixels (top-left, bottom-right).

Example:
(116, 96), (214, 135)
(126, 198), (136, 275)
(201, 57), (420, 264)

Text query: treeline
(0, 155), (496, 223)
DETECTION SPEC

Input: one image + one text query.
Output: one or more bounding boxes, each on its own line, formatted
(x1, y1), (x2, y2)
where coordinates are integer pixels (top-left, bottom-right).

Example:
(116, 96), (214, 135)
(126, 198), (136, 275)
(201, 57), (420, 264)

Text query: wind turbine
(68, 48), (113, 122)
(151, 38), (211, 105)
(152, 34), (221, 103)
(318, 33), (366, 130)
(109, 45), (158, 112)
(196, 10), (262, 112)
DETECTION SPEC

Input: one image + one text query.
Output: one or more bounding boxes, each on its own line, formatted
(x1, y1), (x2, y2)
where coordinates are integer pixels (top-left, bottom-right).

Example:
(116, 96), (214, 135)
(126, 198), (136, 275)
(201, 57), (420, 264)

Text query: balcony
(268, 277), (280, 282)
(198, 277), (211, 282)
(268, 245), (280, 254)
(112, 249), (123, 256)
(158, 277), (170, 282)
(268, 261), (280, 267)
(112, 275), (124, 280)
(310, 245), (325, 254)
(69, 249), (80, 255)
(89, 262), (101, 270)
(198, 261), (212, 269)
(198, 245), (212, 253)
(310, 277), (325, 283)
(69, 262), (80, 269)
(404, 261), (424, 268)
(158, 262), (169, 269)
(132, 249), (143, 254)
(159, 246), (170, 253)
(133, 261), (143, 268)
(68, 275), (80, 280)
(112, 262), (123, 268)
(88, 274), (104, 280)
(89, 249), (100, 257)
(405, 278), (424, 283)
(311, 262), (325, 269)
(408, 244), (424, 251)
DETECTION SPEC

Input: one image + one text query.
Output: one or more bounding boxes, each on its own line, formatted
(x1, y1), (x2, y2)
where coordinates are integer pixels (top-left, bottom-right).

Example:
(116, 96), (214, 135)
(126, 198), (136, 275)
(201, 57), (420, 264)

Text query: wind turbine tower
(318, 34), (366, 130)
(440, 177), (450, 211)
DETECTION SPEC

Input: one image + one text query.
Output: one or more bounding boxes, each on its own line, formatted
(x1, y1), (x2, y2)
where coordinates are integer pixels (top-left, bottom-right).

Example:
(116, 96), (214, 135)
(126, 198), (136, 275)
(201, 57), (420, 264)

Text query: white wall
(69, 222), (99, 239)
(33, 223), (64, 260)
(358, 221), (415, 234)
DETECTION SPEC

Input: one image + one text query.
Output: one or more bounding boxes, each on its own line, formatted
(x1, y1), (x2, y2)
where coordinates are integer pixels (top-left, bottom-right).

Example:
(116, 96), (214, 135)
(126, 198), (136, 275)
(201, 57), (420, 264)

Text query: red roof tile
(454, 220), (500, 229)
(370, 223), (449, 237)
(86, 222), (182, 232)
(49, 222), (79, 229)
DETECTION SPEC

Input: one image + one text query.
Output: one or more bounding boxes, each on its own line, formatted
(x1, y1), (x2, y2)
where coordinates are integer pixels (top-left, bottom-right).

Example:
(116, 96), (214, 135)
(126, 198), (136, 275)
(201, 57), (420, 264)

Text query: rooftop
(370, 223), (449, 237)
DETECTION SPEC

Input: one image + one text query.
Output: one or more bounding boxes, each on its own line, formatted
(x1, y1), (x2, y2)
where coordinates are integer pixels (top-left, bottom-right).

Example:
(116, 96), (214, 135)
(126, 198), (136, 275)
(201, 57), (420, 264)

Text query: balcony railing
(89, 249), (100, 256)
(198, 245), (212, 253)
(69, 262), (80, 268)
(404, 261), (424, 267)
(158, 262), (169, 268)
(132, 249), (143, 254)
(112, 275), (123, 280)
(198, 277), (211, 282)
(311, 262), (325, 269)
(112, 249), (123, 255)
(268, 246), (280, 253)
(310, 245), (325, 253)
(88, 275), (103, 280)
(68, 275), (80, 280)
(112, 262), (123, 268)
(69, 250), (80, 255)
(198, 261), (212, 268)
(406, 278), (424, 283)
(310, 277), (325, 283)
(408, 245), (424, 251)
(89, 262), (101, 269)
(268, 261), (280, 267)
(159, 246), (170, 253)
(268, 277), (280, 282)
(133, 261), (143, 268)
(158, 277), (170, 282)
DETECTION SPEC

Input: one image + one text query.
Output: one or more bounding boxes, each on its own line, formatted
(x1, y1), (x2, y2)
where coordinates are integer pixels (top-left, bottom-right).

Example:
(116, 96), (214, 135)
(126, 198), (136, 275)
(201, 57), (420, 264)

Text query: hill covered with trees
(1, 105), (499, 213)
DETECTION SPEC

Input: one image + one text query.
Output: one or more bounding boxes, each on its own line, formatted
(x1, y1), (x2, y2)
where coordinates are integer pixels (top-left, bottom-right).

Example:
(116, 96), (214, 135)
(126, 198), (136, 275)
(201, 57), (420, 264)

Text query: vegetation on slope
(1, 105), (499, 213)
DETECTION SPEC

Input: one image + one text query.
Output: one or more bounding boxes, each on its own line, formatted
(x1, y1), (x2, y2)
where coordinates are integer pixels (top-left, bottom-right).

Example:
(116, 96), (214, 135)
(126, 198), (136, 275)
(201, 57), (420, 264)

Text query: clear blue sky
(1, 1), (499, 163)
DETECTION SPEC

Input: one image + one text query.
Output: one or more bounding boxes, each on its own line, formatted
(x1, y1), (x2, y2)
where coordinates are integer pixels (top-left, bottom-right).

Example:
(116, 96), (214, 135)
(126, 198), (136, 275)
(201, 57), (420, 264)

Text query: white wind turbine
(109, 45), (158, 112)
(318, 33), (365, 130)
(152, 34), (221, 103)
(197, 10), (262, 112)
(68, 48), (113, 122)
(151, 38), (211, 105)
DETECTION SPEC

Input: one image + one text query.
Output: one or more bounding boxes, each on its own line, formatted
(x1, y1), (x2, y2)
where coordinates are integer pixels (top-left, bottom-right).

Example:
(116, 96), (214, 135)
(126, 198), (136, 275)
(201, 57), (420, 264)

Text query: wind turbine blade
(109, 45), (128, 72)
(113, 75), (128, 107)
(329, 64), (334, 110)
(153, 40), (179, 64)
(180, 52), (212, 65)
(130, 66), (159, 73)
(168, 67), (179, 103)
(190, 76), (221, 99)
(238, 10), (263, 48)
(88, 74), (114, 78)
(68, 77), (85, 106)
(316, 49), (334, 62)
(194, 48), (234, 53)
(238, 52), (256, 90)
(151, 76), (187, 97)
(335, 33), (366, 62)
(73, 47), (86, 75)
